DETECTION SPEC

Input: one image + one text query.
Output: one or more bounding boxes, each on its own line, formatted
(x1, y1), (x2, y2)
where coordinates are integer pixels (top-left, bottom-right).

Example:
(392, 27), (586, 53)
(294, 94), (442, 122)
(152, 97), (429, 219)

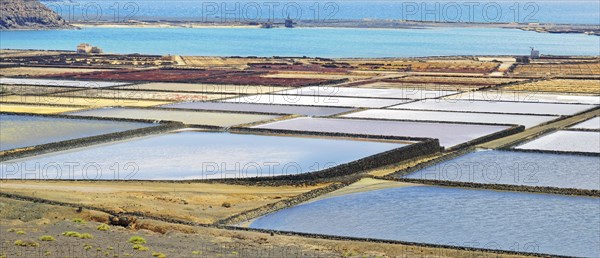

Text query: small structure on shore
(77, 43), (102, 54)
(530, 47), (540, 59)
(260, 22), (273, 29)
(285, 19), (294, 28)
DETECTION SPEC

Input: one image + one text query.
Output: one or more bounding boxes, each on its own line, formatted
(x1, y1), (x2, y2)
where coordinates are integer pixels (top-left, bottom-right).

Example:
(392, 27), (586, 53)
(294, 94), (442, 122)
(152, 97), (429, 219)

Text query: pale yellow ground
(0, 181), (327, 224)
(365, 153), (445, 177)
(339, 59), (500, 74)
(118, 83), (289, 94)
(310, 178), (419, 202)
(0, 103), (85, 114)
(0, 85), (77, 95)
(0, 67), (110, 77)
(511, 62), (600, 77)
(503, 79), (600, 94)
(0, 49), (66, 58)
(0, 95), (171, 108)
(391, 75), (523, 85)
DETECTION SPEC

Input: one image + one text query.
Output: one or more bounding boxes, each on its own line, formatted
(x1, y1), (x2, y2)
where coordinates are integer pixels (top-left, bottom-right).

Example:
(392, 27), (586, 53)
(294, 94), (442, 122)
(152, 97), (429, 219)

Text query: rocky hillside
(1, 0), (71, 29)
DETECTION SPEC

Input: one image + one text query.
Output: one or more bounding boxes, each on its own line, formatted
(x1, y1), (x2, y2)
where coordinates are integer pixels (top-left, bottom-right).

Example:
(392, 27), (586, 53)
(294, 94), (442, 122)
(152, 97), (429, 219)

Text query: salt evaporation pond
(54, 89), (235, 102)
(515, 130), (600, 154)
(68, 107), (279, 127)
(224, 94), (407, 108)
(0, 78), (129, 88)
(570, 117), (600, 130)
(342, 109), (558, 128)
(391, 100), (595, 116)
(250, 185), (600, 257)
(0, 131), (405, 180)
(162, 102), (354, 116)
(403, 150), (600, 190)
(0, 114), (155, 151)
(277, 86), (459, 100)
(252, 117), (511, 148)
(118, 83), (289, 94)
(446, 91), (600, 105)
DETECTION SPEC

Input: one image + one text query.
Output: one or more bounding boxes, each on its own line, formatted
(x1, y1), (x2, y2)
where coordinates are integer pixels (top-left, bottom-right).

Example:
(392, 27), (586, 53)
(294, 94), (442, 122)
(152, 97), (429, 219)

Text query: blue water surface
(251, 185), (600, 257)
(2, 27), (598, 57)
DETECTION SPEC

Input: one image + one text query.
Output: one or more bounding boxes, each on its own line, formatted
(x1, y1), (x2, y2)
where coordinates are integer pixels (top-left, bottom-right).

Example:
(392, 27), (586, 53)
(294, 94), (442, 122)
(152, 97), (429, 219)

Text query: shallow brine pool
(54, 89), (236, 102)
(0, 114), (155, 151)
(162, 102), (354, 116)
(570, 117), (600, 130)
(118, 83), (289, 94)
(391, 99), (595, 116)
(342, 109), (558, 128)
(68, 107), (279, 127)
(224, 94), (408, 108)
(515, 130), (600, 154)
(250, 185), (600, 257)
(252, 117), (511, 148)
(277, 86), (459, 100)
(403, 150), (600, 190)
(0, 131), (405, 180)
(446, 91), (600, 105)
(0, 78), (130, 88)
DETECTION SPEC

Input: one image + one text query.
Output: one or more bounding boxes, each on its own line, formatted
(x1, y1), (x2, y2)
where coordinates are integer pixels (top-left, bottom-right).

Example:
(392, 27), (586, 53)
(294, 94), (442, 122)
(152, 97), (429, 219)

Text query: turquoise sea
(2, 27), (598, 57)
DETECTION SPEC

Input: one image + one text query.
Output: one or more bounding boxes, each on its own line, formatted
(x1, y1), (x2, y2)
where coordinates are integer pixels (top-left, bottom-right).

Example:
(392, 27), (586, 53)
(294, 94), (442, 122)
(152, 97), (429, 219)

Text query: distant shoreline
(66, 19), (600, 36)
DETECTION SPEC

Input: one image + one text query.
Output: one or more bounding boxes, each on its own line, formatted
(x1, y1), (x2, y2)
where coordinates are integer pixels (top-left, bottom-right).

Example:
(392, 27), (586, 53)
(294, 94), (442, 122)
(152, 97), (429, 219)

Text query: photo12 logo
(399, 1), (540, 23)
(1, 162), (139, 180)
(43, 1), (140, 22)
(200, 1), (340, 22)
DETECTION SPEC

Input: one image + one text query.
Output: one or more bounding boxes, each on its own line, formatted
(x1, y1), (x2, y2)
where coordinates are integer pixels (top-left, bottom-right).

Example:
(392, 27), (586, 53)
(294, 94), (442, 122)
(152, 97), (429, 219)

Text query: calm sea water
(250, 185), (600, 257)
(2, 27), (598, 57)
(42, 0), (600, 24)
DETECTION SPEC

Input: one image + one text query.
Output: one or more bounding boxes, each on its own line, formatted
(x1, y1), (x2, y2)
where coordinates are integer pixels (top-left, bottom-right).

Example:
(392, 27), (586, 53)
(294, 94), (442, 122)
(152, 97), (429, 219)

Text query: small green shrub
(72, 218), (85, 224)
(16, 230), (26, 235)
(80, 233), (93, 239)
(62, 231), (82, 238)
(44, 251), (52, 256)
(14, 240), (39, 247)
(39, 235), (56, 241)
(128, 236), (146, 244)
(97, 224), (110, 231)
(132, 244), (149, 251)
(152, 252), (166, 258)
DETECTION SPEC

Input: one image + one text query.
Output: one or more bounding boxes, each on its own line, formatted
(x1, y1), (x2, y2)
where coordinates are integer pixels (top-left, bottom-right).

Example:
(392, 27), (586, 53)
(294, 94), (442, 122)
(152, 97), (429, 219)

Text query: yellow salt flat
(0, 103), (84, 114)
(1, 95), (171, 107)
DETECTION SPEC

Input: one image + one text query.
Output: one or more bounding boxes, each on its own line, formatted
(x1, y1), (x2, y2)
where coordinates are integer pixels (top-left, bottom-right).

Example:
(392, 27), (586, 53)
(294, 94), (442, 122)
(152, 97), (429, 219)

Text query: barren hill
(0, 0), (71, 29)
